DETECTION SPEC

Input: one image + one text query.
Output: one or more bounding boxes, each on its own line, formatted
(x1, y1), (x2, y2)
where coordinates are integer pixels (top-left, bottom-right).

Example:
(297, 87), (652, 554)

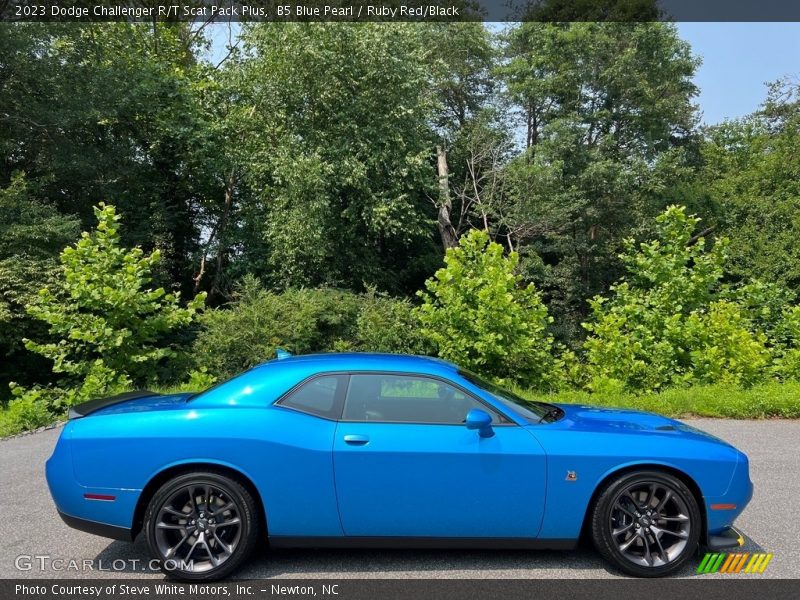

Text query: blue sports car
(46, 352), (752, 580)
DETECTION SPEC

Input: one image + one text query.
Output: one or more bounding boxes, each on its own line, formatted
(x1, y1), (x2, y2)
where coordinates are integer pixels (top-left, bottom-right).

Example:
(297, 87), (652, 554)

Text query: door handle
(343, 434), (369, 445)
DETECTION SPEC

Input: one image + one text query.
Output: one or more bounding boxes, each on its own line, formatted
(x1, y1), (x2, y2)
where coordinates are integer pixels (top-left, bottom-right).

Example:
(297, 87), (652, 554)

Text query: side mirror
(465, 408), (494, 438)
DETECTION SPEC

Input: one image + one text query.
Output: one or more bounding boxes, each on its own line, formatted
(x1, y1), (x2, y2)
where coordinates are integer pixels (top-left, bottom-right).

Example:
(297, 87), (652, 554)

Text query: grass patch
(517, 381), (800, 419)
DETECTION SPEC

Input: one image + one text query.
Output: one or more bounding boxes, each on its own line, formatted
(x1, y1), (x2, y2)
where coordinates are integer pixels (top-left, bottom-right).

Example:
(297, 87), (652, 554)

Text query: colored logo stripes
(697, 552), (773, 574)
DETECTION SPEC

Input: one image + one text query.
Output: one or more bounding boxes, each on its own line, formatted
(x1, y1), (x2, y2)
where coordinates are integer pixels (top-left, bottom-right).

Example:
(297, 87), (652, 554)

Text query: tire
(590, 470), (701, 577)
(144, 471), (260, 581)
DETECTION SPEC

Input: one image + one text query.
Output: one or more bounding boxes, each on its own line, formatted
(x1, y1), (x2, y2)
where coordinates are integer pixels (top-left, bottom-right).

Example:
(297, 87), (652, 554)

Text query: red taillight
(710, 503), (737, 510)
(83, 493), (116, 501)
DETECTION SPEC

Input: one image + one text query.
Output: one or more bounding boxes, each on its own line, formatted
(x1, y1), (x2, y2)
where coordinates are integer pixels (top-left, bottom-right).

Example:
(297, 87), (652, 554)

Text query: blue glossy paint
(45, 353), (752, 547)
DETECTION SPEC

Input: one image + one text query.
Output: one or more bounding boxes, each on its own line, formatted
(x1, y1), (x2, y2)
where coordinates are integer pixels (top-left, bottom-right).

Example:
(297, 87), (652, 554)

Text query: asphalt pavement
(1, 419), (796, 579)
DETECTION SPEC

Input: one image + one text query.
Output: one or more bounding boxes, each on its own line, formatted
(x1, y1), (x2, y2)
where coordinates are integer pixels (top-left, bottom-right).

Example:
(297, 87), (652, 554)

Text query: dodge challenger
(46, 352), (752, 580)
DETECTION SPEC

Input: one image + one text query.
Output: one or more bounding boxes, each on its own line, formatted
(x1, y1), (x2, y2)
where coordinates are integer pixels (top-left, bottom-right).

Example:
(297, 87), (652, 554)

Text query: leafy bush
(0, 389), (54, 437)
(583, 206), (770, 391)
(773, 305), (800, 380)
(19, 203), (206, 403)
(194, 276), (362, 379)
(353, 288), (429, 355)
(683, 301), (770, 386)
(416, 229), (556, 388)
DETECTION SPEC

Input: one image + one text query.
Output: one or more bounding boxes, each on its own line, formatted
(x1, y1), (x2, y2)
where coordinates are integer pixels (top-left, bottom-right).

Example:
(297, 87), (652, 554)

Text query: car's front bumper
(704, 450), (753, 547)
(707, 525), (745, 551)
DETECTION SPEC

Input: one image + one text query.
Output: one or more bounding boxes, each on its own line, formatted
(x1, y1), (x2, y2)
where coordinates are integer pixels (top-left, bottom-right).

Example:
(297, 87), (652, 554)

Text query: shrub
(353, 288), (429, 355)
(21, 203), (206, 401)
(583, 205), (770, 391)
(0, 390), (53, 437)
(415, 229), (556, 388)
(773, 305), (800, 380)
(683, 301), (770, 386)
(194, 276), (362, 379)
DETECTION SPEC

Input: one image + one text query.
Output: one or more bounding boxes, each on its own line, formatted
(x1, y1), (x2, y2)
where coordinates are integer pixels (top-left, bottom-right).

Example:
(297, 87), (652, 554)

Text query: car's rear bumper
(57, 509), (133, 541)
(46, 424), (141, 537)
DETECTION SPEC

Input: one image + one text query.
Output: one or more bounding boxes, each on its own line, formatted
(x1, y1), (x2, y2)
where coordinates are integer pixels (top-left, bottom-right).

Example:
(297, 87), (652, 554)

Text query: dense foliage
(583, 206), (770, 391)
(3, 21), (800, 433)
(416, 229), (555, 387)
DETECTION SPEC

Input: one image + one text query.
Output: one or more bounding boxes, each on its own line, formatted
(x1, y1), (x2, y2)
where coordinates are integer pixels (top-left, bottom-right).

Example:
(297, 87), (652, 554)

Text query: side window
(277, 375), (345, 419)
(342, 374), (504, 424)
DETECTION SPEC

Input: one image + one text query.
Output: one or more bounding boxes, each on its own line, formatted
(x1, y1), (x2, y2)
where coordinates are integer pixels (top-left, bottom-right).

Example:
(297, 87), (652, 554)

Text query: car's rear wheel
(144, 471), (259, 581)
(591, 470), (701, 577)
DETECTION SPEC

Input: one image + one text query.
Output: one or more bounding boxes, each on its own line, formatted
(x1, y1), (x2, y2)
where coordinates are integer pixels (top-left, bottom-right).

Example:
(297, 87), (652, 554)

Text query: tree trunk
(436, 145), (458, 250)
(210, 170), (235, 297)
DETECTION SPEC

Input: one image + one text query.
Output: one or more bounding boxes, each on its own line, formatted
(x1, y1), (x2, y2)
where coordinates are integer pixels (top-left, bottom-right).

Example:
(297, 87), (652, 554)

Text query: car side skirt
(58, 510), (133, 542)
(268, 536), (576, 551)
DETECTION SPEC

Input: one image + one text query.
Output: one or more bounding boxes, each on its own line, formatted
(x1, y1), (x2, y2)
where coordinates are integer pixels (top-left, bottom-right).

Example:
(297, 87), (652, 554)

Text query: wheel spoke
(156, 522), (186, 530)
(646, 484), (656, 508)
(612, 522), (635, 536)
(658, 514), (689, 522)
(202, 538), (219, 567)
(615, 502), (637, 519)
(661, 528), (689, 539)
(213, 531), (234, 556)
(641, 531), (653, 566)
(213, 501), (235, 515)
(651, 527), (668, 561)
(619, 533), (639, 552)
(624, 492), (642, 511)
(164, 532), (190, 559)
(190, 486), (203, 513)
(655, 490), (672, 513)
(215, 517), (241, 528)
(162, 506), (188, 518)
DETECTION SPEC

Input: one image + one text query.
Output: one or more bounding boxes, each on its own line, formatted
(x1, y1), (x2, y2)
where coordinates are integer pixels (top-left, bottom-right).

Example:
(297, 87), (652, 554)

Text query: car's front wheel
(144, 471), (260, 581)
(591, 470), (701, 577)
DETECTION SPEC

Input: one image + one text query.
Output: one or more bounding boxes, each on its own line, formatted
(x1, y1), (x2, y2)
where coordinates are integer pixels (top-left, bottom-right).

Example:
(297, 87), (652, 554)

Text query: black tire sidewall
(591, 470), (702, 578)
(144, 471), (259, 581)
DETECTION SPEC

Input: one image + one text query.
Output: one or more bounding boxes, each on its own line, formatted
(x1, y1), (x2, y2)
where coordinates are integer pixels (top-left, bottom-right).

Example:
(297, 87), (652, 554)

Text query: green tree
(0, 175), (80, 396)
(0, 23), (207, 292)
(238, 23), (438, 293)
(23, 204), (206, 395)
(701, 79), (800, 293)
(583, 206), (770, 391)
(416, 229), (555, 387)
(498, 22), (700, 342)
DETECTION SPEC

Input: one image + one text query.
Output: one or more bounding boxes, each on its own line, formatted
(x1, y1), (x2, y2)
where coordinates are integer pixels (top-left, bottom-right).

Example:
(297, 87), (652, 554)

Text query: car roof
(189, 353), (465, 411)
(259, 352), (458, 375)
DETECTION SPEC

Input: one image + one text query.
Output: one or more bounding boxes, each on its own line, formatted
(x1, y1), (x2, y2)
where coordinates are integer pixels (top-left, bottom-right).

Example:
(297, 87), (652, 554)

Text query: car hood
(550, 403), (733, 446)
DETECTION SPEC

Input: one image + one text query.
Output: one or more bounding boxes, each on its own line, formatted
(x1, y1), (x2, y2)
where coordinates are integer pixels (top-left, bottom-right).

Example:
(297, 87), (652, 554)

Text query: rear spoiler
(68, 390), (157, 419)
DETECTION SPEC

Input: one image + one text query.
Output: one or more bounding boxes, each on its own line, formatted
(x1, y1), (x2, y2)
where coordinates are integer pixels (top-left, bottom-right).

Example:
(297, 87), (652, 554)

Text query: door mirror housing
(465, 408), (494, 438)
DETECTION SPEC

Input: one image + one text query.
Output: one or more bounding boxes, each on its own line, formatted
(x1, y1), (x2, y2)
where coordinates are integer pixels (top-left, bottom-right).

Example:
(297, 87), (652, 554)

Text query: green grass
(516, 381), (800, 419)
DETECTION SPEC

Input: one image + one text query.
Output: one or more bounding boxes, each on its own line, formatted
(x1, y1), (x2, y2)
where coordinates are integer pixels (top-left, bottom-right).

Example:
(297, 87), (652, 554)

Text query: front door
(332, 373), (546, 538)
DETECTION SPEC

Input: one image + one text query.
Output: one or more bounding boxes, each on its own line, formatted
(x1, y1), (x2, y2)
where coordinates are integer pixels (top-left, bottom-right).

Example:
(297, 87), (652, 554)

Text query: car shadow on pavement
(92, 530), (766, 580)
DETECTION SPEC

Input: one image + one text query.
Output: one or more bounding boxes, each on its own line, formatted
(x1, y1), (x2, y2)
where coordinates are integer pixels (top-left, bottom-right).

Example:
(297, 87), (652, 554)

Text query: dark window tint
(342, 374), (503, 424)
(278, 375), (344, 419)
(458, 369), (550, 423)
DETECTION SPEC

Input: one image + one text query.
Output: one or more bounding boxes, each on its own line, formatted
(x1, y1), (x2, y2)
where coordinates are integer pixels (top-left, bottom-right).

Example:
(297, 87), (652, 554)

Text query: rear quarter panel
(68, 405), (343, 536)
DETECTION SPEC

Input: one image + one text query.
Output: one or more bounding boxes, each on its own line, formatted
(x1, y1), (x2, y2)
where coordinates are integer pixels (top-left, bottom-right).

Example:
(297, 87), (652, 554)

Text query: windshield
(458, 369), (554, 423)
